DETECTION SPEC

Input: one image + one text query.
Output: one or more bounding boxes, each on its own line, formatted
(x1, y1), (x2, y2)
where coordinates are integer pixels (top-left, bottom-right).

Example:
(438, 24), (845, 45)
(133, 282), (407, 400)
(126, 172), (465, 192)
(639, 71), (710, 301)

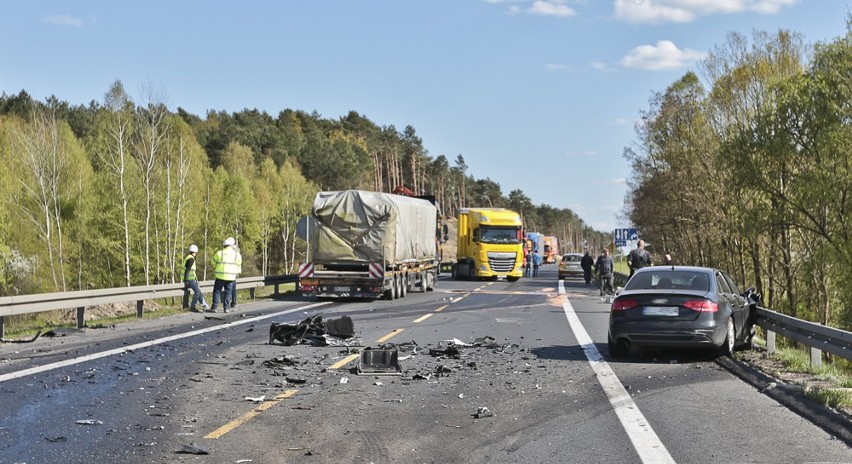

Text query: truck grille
(487, 252), (517, 273)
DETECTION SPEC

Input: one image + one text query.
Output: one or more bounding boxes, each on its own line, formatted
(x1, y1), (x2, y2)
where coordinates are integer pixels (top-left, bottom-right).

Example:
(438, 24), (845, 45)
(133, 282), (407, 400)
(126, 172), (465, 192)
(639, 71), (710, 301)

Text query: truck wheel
(390, 276), (398, 299)
(400, 274), (408, 298)
(419, 272), (427, 292)
(506, 276), (519, 282)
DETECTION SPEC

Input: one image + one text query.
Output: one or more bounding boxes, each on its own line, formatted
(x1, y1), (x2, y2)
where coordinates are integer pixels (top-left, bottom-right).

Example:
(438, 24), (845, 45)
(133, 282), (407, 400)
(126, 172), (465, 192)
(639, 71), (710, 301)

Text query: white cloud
(614, 0), (797, 24)
(610, 117), (632, 125)
(546, 63), (572, 70)
(529, 0), (577, 17)
(42, 14), (84, 27)
(621, 40), (706, 70)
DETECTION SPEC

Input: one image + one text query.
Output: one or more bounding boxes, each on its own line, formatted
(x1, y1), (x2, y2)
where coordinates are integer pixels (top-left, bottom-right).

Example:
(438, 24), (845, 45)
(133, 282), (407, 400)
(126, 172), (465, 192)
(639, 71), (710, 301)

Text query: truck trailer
(452, 208), (524, 282)
(298, 190), (441, 299)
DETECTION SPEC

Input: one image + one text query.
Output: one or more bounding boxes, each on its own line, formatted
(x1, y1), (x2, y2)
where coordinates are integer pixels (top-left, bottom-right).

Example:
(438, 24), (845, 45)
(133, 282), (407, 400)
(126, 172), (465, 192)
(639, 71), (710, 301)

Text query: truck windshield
(480, 226), (521, 244)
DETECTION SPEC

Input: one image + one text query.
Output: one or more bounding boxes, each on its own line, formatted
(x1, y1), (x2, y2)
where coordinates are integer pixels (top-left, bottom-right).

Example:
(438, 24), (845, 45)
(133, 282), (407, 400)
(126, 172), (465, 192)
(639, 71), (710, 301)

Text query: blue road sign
(614, 228), (638, 246)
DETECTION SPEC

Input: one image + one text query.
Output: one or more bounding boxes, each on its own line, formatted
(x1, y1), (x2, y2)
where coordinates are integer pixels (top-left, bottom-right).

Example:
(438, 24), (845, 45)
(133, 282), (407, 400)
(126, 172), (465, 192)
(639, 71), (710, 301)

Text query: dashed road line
(205, 389), (299, 439)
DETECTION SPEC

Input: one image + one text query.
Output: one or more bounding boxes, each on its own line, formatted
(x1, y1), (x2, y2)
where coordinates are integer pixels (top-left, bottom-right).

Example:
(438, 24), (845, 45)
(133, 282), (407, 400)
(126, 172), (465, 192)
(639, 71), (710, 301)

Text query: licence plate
(643, 306), (679, 316)
(334, 286), (350, 292)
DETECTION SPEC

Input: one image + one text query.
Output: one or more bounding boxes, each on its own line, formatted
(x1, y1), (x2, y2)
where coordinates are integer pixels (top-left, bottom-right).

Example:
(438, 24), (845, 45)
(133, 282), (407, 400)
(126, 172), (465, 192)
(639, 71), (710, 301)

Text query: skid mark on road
(559, 280), (676, 464)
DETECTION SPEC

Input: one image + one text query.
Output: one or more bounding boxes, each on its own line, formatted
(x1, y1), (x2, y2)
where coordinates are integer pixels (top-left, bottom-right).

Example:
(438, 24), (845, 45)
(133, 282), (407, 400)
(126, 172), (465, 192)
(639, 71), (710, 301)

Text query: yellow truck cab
(453, 208), (524, 281)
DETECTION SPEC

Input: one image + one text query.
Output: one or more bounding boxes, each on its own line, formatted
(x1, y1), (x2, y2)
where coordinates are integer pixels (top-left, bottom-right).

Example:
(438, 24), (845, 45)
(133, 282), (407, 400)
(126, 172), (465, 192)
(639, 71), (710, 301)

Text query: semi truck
(525, 232), (544, 255)
(543, 235), (559, 264)
(297, 190), (441, 299)
(452, 208), (524, 282)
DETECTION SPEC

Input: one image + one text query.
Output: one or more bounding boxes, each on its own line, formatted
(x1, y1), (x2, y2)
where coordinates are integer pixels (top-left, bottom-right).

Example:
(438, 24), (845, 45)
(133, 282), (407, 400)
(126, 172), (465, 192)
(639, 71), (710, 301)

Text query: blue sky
(1, 1), (849, 233)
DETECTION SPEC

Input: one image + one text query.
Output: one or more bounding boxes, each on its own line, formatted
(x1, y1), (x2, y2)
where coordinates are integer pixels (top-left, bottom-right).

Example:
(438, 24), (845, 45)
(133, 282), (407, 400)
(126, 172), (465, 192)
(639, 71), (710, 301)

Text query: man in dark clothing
(627, 239), (652, 276)
(580, 251), (594, 285)
(595, 248), (615, 300)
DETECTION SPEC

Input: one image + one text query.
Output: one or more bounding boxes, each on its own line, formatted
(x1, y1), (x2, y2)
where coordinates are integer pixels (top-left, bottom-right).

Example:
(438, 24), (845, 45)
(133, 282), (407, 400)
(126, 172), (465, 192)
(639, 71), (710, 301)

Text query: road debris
(269, 315), (355, 346)
(358, 347), (402, 375)
(75, 419), (103, 425)
(176, 443), (210, 455)
(472, 407), (493, 419)
(244, 395), (265, 403)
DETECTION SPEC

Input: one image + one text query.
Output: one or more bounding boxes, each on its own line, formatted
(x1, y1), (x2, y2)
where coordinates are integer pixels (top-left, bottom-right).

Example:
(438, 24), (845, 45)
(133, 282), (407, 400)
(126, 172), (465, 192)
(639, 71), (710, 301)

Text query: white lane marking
(559, 280), (676, 464)
(0, 302), (332, 384)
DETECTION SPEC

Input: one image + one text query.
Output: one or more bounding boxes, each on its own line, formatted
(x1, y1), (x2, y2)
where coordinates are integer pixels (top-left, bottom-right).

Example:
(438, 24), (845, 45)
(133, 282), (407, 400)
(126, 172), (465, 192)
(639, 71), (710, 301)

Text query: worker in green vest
(183, 244), (209, 312)
(210, 236), (242, 313)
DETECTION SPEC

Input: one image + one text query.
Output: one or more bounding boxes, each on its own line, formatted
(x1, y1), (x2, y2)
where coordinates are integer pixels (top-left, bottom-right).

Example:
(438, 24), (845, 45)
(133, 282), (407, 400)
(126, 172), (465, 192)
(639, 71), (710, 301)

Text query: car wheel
(608, 334), (628, 358)
(717, 317), (735, 357)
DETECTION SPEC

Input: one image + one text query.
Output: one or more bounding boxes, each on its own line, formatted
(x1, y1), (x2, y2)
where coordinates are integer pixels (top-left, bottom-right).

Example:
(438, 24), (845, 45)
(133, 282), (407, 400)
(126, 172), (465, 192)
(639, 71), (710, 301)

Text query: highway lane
(0, 264), (849, 463)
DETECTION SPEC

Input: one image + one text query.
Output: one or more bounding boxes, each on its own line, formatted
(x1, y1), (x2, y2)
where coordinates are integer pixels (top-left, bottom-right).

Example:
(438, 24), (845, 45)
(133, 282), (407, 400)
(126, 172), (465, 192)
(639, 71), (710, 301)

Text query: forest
(0, 82), (607, 298)
(624, 27), (852, 331)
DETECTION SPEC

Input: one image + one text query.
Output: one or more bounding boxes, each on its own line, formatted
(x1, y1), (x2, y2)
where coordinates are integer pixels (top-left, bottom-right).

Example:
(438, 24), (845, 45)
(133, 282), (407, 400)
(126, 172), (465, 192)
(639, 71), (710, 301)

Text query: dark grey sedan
(607, 266), (757, 358)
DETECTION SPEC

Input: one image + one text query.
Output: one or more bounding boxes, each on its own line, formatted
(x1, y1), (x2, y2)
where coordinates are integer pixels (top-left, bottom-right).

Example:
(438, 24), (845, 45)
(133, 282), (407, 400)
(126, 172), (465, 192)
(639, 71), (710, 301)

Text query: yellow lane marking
(434, 304), (449, 312)
(329, 353), (360, 370)
(205, 389), (298, 439)
(377, 328), (404, 343)
(413, 313), (433, 323)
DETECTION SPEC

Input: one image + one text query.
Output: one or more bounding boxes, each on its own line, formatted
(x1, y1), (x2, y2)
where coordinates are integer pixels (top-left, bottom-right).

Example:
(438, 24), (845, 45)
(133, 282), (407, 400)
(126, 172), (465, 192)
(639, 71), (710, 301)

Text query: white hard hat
(188, 244), (199, 253)
(224, 237), (236, 246)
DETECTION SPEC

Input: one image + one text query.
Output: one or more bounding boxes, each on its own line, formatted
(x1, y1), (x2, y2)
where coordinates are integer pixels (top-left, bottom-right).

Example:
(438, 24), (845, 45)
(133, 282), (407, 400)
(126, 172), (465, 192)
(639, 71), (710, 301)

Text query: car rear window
(563, 255), (581, 262)
(625, 270), (710, 292)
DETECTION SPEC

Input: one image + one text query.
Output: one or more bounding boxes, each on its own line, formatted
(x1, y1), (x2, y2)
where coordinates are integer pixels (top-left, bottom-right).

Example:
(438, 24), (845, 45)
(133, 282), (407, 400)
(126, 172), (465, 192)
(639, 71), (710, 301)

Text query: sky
(1, 1), (849, 233)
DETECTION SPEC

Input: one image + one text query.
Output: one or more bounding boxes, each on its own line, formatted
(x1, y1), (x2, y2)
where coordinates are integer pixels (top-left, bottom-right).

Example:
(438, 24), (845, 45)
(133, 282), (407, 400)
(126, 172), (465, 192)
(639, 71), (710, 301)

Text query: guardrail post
(77, 307), (85, 329)
(0, 316), (4, 338)
(766, 330), (776, 355)
(274, 284), (279, 295)
(810, 345), (822, 367)
(250, 288), (255, 300)
(810, 322), (822, 367)
(182, 289), (189, 309)
(136, 300), (144, 318)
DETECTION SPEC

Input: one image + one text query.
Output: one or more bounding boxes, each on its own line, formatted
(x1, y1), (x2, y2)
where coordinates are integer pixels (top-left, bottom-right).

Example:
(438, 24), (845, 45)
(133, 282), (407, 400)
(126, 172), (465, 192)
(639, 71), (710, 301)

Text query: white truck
(297, 190), (441, 299)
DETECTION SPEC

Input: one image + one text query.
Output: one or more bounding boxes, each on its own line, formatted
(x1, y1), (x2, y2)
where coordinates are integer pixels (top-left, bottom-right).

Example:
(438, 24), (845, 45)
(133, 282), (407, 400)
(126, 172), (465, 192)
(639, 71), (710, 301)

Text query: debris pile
(268, 315), (355, 346)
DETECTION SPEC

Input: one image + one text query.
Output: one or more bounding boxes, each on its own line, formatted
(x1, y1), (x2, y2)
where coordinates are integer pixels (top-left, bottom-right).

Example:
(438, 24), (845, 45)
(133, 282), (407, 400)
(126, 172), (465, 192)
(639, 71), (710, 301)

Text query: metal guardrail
(755, 306), (852, 364)
(0, 274), (298, 338)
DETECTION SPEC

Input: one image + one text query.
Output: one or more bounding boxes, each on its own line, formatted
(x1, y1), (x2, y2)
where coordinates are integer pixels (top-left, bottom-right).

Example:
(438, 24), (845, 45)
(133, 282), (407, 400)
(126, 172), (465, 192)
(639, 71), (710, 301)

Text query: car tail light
(611, 299), (638, 311)
(683, 300), (718, 312)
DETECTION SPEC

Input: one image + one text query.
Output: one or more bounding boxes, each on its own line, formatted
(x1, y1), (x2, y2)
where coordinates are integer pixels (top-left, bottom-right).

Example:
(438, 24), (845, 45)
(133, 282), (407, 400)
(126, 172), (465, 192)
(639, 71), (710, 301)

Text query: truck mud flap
(357, 347), (402, 375)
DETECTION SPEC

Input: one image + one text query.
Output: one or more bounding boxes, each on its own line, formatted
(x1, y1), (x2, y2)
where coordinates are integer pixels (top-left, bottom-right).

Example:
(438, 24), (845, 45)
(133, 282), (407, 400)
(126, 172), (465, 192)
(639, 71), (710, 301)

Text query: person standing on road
(580, 250), (594, 285)
(524, 249), (532, 278)
(595, 248), (614, 300)
(210, 236), (242, 313)
(627, 239), (652, 276)
(182, 244), (209, 312)
(532, 250), (542, 277)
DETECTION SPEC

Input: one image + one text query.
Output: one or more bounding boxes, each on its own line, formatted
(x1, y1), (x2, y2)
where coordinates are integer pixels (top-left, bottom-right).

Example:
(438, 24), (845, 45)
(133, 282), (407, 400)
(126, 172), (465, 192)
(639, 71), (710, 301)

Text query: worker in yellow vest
(210, 236), (242, 313)
(183, 244), (209, 312)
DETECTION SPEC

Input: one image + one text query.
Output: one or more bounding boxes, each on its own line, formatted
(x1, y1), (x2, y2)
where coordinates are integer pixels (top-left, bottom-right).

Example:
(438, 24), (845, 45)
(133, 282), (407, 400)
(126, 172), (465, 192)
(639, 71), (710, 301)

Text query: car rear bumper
(608, 320), (727, 348)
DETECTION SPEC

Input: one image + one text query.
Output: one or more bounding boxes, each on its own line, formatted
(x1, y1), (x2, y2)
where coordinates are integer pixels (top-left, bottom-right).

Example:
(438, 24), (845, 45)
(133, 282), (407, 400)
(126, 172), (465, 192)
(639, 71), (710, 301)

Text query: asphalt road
(1, 264), (849, 463)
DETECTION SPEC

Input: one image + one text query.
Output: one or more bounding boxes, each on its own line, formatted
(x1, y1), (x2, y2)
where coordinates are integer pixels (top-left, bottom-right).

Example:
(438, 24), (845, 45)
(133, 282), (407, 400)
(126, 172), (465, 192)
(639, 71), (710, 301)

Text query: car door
(721, 271), (749, 336)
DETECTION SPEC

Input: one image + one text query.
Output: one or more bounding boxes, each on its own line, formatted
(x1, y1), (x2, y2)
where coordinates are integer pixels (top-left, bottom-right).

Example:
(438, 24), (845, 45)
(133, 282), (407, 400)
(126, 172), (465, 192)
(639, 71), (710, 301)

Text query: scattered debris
(244, 396), (265, 403)
(339, 377), (349, 384)
(75, 420), (103, 425)
(269, 315), (355, 346)
(262, 356), (299, 370)
(357, 347), (402, 375)
(44, 436), (67, 443)
(429, 346), (461, 359)
(286, 376), (307, 384)
(175, 444), (210, 455)
(472, 407), (493, 419)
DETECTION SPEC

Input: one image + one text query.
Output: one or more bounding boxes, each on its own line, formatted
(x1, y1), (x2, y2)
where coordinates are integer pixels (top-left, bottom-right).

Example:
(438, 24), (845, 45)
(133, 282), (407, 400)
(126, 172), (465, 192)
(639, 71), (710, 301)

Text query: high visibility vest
(213, 247), (242, 281)
(183, 254), (197, 281)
